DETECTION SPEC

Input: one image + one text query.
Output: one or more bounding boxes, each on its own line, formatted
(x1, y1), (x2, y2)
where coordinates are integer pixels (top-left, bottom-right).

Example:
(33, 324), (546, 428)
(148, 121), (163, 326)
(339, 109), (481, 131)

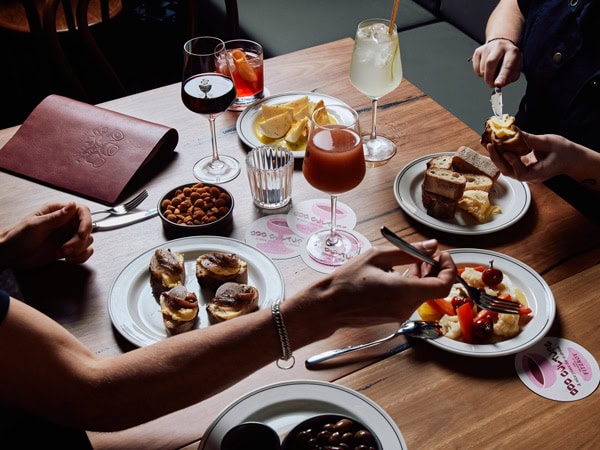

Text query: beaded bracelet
(272, 300), (295, 369)
(486, 37), (519, 47)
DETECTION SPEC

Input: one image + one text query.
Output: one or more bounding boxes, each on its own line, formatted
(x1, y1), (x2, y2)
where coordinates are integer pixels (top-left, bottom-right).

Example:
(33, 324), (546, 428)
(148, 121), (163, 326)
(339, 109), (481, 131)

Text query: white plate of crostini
(394, 152), (531, 235)
(199, 380), (407, 449)
(108, 236), (285, 347)
(409, 249), (555, 357)
(236, 91), (351, 158)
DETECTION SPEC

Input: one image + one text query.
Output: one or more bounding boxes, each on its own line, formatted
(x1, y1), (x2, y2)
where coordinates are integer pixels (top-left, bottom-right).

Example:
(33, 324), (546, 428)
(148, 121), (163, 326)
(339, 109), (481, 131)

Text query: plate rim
(412, 248), (556, 357)
(198, 379), (407, 449)
(393, 152), (531, 235)
(108, 236), (285, 347)
(235, 91), (352, 158)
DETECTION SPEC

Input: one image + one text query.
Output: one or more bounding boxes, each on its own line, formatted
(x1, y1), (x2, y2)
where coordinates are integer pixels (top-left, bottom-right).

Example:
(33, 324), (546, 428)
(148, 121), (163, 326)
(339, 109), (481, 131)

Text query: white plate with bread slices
(236, 92), (351, 158)
(394, 151), (531, 235)
(409, 248), (555, 357)
(199, 380), (407, 449)
(108, 236), (285, 347)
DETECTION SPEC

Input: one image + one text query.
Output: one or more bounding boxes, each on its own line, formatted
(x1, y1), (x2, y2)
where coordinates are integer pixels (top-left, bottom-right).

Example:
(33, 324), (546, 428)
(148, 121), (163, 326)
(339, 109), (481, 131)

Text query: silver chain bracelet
(271, 300), (295, 369)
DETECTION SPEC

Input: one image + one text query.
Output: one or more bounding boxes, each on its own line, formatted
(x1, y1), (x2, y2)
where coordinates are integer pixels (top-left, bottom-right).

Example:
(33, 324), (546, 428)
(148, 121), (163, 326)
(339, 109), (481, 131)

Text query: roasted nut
(160, 183), (231, 227)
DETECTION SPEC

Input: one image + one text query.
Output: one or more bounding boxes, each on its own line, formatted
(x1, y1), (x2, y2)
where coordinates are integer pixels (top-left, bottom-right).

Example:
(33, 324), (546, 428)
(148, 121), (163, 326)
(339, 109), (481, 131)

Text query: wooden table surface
(0, 38), (598, 449)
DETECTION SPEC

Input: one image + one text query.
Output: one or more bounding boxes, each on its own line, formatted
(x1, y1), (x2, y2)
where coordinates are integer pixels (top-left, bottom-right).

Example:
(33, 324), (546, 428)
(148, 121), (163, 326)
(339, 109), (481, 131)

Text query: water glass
(246, 145), (294, 209)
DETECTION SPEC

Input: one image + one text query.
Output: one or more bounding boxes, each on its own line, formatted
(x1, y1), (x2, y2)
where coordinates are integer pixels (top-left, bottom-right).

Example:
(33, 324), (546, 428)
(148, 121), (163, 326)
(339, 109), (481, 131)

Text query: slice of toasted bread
(422, 190), (459, 220)
(463, 173), (494, 192)
(427, 154), (453, 170)
(452, 146), (500, 181)
(422, 168), (467, 200)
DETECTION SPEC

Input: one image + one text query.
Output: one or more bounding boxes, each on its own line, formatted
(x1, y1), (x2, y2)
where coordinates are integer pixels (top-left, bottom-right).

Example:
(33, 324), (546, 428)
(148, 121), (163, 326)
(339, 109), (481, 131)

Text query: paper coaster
(244, 215), (304, 259)
(514, 337), (599, 401)
(300, 230), (371, 274)
(286, 199), (357, 238)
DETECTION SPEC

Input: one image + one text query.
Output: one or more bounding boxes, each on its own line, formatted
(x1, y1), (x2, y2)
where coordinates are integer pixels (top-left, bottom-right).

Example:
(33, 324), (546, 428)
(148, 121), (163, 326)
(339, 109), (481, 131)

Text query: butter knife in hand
(92, 208), (158, 232)
(491, 86), (503, 117)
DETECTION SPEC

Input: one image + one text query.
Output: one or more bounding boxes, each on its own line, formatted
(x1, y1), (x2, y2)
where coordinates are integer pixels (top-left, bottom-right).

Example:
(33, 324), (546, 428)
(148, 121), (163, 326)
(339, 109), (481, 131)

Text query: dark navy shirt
(516, 0), (600, 151)
(516, 0), (599, 221)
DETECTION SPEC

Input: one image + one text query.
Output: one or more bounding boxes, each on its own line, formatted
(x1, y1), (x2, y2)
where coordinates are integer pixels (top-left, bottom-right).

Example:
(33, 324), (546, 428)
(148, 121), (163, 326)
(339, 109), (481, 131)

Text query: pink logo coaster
(515, 337), (599, 401)
(244, 215), (304, 259)
(299, 231), (372, 274)
(286, 199), (357, 238)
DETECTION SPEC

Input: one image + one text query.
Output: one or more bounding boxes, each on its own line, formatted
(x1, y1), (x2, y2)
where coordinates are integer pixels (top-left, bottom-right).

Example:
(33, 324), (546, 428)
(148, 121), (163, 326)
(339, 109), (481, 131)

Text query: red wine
(182, 73), (236, 115)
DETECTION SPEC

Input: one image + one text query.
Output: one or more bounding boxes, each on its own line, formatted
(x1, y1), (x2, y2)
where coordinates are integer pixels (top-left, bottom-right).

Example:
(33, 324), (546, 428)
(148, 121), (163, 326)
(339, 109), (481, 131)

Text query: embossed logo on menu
(75, 127), (125, 168)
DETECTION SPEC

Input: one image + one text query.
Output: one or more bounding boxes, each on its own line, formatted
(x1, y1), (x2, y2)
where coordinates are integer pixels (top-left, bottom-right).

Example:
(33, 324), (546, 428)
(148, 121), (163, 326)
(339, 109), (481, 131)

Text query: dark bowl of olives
(281, 414), (381, 450)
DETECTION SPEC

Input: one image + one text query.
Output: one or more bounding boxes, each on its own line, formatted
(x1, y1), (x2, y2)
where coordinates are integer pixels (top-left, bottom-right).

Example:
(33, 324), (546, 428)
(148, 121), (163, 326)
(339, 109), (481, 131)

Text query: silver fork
(380, 226), (520, 315)
(91, 190), (148, 216)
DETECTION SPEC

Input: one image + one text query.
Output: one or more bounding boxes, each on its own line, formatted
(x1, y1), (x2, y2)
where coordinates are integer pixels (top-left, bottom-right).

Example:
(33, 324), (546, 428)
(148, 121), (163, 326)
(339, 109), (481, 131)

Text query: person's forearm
(62, 288), (334, 431)
(486, 0), (524, 44)
(567, 144), (600, 192)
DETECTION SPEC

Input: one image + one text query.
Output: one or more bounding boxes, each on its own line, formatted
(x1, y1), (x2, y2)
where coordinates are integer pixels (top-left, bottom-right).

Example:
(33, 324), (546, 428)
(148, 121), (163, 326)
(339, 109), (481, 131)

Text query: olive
(341, 432), (354, 444)
(317, 430), (332, 444)
(334, 418), (355, 434)
(354, 429), (375, 445)
(296, 429), (313, 443)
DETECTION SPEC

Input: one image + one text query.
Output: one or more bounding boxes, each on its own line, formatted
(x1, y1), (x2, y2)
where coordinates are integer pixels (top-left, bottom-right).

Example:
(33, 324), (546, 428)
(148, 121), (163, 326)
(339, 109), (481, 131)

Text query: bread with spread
(149, 248), (185, 301)
(196, 252), (248, 291)
(481, 114), (530, 155)
(159, 285), (199, 335)
(206, 282), (259, 322)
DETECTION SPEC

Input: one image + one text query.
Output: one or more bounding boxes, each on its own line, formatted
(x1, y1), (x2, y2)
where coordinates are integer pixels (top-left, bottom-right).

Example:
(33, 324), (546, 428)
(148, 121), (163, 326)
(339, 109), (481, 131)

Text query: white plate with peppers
(410, 248), (555, 357)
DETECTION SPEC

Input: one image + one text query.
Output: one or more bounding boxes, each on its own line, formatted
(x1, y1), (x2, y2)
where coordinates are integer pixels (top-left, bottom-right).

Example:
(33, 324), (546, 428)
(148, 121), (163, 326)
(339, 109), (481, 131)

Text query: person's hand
(485, 132), (575, 183)
(304, 240), (456, 331)
(472, 38), (522, 88)
(0, 202), (94, 268)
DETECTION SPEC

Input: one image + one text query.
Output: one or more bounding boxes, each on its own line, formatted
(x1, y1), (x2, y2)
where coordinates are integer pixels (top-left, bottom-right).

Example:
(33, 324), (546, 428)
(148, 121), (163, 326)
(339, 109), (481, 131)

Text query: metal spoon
(305, 320), (442, 367)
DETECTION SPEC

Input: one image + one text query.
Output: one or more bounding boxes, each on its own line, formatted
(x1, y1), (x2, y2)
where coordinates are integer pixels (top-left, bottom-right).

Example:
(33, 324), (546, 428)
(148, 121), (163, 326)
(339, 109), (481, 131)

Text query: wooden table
(0, 38), (598, 449)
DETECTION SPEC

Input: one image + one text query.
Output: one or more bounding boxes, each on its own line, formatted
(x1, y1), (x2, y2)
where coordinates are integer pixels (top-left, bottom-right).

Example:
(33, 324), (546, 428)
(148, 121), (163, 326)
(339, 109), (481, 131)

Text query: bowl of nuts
(281, 414), (381, 450)
(158, 182), (234, 237)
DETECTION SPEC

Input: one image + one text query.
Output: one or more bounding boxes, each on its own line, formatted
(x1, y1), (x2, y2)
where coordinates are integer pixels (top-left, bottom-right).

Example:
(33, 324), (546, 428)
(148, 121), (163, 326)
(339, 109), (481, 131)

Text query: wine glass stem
(369, 98), (378, 140)
(326, 194), (340, 246)
(208, 117), (222, 166)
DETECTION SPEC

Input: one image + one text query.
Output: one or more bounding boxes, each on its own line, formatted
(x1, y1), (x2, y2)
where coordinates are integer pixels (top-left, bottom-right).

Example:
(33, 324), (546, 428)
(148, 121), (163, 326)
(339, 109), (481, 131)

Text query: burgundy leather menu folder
(0, 94), (178, 204)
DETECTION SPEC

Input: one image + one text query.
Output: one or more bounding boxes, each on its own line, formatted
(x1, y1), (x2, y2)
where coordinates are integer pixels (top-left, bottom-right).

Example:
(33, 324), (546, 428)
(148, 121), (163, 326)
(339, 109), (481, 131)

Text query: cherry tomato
(482, 260), (503, 287)
(473, 315), (494, 340)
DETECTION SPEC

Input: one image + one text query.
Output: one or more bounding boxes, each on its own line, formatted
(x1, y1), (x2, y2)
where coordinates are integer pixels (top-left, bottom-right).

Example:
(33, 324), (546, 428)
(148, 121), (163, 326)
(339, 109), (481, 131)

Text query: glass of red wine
(182, 36), (240, 183)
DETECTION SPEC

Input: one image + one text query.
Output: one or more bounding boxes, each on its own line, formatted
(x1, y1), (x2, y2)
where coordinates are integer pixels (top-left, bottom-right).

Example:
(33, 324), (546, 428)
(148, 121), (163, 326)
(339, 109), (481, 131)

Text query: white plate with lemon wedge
(236, 92), (351, 158)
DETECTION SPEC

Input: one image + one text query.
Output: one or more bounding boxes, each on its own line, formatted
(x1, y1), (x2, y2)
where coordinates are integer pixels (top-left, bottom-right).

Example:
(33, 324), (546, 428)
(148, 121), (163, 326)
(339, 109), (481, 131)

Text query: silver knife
(491, 86), (503, 117)
(92, 209), (158, 232)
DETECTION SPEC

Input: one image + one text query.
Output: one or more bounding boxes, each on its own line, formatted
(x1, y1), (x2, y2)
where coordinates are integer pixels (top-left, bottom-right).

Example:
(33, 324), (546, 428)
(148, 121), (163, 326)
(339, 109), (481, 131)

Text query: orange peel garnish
(231, 49), (258, 83)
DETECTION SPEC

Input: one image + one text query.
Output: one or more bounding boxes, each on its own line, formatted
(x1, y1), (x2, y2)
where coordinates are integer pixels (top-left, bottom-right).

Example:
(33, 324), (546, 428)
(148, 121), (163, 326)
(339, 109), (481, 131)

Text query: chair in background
(0, 0), (126, 128)
(42, 0), (127, 103)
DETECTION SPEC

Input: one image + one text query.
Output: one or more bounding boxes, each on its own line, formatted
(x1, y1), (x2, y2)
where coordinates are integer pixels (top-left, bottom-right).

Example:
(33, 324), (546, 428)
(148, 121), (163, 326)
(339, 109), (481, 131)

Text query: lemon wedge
(262, 103), (294, 120)
(312, 99), (331, 125)
(285, 117), (309, 144)
(259, 110), (293, 139)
